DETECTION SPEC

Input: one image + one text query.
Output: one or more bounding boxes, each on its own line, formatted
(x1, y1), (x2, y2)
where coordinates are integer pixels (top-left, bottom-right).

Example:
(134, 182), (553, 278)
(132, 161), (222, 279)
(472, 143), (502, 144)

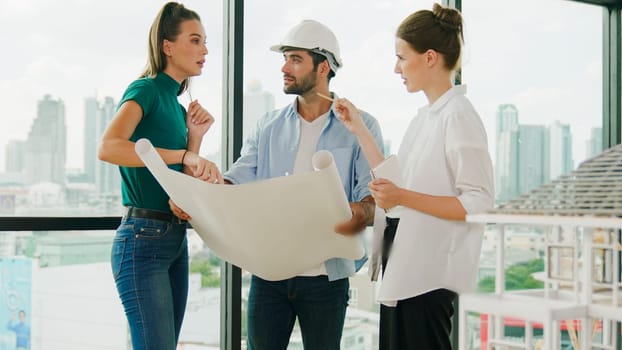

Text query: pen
(316, 92), (333, 102)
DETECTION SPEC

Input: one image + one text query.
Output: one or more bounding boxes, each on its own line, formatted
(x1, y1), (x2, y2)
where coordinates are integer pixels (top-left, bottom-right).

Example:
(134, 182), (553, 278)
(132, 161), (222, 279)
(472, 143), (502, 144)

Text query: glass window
(0, 1), (223, 348)
(242, 1), (435, 348)
(462, 1), (602, 348)
(463, 0), (602, 202)
(0, 0), (223, 217)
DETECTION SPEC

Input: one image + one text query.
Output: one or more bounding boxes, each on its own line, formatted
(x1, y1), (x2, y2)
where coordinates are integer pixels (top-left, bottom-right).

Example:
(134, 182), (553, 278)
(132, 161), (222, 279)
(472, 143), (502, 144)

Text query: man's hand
(334, 196), (375, 236)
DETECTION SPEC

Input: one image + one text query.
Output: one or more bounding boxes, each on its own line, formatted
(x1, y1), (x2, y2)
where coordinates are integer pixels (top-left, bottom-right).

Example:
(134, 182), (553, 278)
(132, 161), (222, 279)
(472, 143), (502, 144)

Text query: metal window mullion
(444, 1), (463, 348)
(445, 0), (462, 86)
(602, 3), (622, 347)
(0, 217), (120, 231)
(220, 1), (244, 349)
(600, 5), (622, 346)
(603, 5), (622, 148)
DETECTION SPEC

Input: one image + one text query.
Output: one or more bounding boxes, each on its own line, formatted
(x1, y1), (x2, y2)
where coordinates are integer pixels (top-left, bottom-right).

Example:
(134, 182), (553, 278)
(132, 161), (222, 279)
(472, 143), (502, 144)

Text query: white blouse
(372, 85), (495, 306)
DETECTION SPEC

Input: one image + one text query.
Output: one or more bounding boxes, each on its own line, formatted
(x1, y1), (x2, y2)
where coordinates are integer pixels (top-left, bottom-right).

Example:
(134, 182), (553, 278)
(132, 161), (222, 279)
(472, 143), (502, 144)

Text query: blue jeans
(247, 275), (349, 350)
(111, 217), (189, 350)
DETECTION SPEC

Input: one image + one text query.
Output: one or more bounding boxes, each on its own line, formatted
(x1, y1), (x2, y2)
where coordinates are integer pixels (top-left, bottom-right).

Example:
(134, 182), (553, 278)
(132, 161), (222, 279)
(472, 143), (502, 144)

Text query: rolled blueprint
(135, 138), (363, 281)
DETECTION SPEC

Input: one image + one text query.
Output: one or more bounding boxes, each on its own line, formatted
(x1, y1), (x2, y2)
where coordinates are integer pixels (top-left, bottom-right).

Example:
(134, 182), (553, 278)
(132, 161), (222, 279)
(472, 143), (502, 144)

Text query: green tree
(190, 258), (220, 288)
(477, 258), (544, 292)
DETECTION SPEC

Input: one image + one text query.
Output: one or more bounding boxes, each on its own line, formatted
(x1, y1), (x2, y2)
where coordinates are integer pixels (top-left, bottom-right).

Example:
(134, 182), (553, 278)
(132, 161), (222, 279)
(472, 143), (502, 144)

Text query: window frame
(0, 1), (619, 349)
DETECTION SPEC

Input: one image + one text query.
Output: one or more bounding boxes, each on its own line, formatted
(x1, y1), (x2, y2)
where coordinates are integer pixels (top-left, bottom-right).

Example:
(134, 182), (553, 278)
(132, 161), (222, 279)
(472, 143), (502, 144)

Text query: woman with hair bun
(335, 3), (494, 349)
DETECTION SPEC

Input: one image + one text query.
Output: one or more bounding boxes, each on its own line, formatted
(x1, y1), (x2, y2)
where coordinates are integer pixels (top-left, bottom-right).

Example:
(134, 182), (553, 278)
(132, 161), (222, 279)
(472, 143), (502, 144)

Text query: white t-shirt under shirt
(294, 112), (330, 276)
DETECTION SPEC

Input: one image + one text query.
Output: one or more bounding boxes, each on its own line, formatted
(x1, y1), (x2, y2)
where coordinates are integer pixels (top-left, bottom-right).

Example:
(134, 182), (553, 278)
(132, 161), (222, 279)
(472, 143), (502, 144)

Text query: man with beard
(225, 20), (384, 350)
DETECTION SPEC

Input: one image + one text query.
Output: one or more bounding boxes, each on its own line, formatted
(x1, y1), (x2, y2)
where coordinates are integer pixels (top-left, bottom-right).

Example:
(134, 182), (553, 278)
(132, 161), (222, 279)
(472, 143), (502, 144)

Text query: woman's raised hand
(186, 100), (215, 139)
(334, 98), (366, 135)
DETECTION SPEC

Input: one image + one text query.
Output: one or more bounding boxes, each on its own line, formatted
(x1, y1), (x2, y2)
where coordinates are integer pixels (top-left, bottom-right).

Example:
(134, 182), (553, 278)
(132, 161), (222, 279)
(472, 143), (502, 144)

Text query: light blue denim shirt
(225, 93), (384, 281)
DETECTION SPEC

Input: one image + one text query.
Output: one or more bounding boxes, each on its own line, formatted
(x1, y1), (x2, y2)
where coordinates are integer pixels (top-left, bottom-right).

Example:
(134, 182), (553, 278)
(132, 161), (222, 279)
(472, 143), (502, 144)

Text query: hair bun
(432, 3), (462, 32)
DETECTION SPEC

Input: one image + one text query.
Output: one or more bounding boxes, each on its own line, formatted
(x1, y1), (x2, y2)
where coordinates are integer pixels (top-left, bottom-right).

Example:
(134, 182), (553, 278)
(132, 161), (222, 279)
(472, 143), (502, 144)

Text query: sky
(0, 0), (603, 172)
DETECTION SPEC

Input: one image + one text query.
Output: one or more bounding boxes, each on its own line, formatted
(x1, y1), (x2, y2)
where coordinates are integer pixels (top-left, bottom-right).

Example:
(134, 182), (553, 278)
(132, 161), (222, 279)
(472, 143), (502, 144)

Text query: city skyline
(494, 103), (579, 202)
(0, 0), (603, 174)
(1, 86), (600, 175)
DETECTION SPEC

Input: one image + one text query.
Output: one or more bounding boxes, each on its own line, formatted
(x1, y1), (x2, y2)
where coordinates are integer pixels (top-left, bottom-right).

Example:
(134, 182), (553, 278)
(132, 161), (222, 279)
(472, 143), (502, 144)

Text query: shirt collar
(287, 92), (340, 120)
(427, 84), (467, 113)
(155, 72), (181, 95)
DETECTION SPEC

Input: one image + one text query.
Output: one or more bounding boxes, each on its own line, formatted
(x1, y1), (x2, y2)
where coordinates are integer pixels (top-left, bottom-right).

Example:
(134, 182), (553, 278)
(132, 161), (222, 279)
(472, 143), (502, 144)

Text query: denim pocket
(111, 237), (126, 279)
(133, 219), (170, 239)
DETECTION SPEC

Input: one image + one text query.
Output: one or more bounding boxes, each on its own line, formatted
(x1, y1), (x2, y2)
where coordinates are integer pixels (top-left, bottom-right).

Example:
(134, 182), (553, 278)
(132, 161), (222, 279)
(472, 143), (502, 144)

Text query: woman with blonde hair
(98, 2), (221, 349)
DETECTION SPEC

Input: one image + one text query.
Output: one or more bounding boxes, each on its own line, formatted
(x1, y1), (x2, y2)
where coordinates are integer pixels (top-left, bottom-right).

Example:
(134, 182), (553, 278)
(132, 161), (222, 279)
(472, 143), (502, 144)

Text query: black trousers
(379, 218), (457, 350)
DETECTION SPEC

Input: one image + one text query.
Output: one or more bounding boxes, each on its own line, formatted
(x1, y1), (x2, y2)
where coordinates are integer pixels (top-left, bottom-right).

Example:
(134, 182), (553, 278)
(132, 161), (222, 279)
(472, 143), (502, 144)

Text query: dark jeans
(380, 218), (457, 350)
(111, 217), (189, 350)
(247, 275), (349, 350)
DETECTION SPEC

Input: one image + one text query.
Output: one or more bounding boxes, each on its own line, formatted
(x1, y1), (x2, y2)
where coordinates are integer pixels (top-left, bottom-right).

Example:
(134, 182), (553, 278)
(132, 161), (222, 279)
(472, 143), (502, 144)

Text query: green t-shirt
(118, 72), (187, 212)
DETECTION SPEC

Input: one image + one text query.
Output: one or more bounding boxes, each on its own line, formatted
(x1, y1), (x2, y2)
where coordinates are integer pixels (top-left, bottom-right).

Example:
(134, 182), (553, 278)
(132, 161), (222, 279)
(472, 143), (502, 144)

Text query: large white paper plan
(135, 138), (364, 281)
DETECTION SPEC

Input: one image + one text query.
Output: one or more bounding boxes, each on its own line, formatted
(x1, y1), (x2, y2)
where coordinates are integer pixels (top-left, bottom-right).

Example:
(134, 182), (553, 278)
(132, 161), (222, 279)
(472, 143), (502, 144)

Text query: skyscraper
(518, 125), (547, 194)
(82, 96), (120, 194)
(586, 127), (603, 158)
(94, 97), (120, 194)
(243, 80), (274, 138)
(83, 97), (99, 183)
(24, 95), (66, 185)
(495, 104), (519, 202)
(549, 120), (573, 179)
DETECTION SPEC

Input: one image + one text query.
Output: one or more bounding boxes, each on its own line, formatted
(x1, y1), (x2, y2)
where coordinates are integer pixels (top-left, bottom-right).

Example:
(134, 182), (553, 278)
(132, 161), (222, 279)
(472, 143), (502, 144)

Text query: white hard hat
(270, 20), (342, 72)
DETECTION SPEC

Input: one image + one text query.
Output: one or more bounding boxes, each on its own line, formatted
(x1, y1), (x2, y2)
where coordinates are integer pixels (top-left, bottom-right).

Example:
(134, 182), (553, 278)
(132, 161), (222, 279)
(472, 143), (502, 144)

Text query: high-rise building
(518, 125), (547, 194)
(5, 140), (26, 173)
(24, 95), (66, 185)
(494, 105), (575, 201)
(586, 127), (603, 158)
(495, 104), (520, 202)
(243, 80), (274, 138)
(82, 96), (120, 194)
(542, 127), (551, 183)
(549, 120), (573, 179)
(94, 97), (120, 194)
(496, 104), (519, 136)
(83, 97), (99, 183)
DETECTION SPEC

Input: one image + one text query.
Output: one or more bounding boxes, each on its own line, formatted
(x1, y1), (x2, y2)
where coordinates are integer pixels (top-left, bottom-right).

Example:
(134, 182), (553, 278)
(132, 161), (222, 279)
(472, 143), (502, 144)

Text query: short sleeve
(117, 78), (157, 117)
